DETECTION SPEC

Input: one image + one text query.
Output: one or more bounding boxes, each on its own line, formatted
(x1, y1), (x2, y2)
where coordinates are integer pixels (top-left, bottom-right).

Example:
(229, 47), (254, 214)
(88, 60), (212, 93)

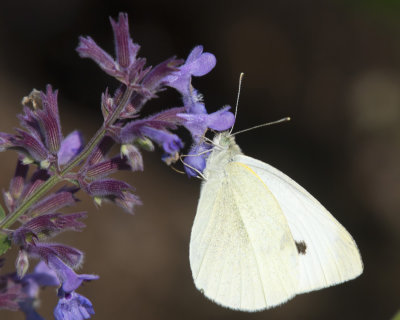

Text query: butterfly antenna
(229, 72), (245, 134)
(231, 117), (291, 137)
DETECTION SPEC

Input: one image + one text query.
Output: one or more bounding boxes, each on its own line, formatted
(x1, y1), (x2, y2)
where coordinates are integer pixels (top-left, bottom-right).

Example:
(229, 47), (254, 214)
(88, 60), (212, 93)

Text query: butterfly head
(212, 131), (242, 155)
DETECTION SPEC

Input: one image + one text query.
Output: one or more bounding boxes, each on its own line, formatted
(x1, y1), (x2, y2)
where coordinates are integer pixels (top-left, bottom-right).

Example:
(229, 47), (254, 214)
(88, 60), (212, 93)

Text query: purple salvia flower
(54, 290), (95, 320)
(28, 191), (78, 217)
(184, 89), (207, 114)
(28, 261), (60, 288)
(58, 131), (84, 166)
(183, 142), (212, 177)
(118, 107), (189, 158)
(84, 156), (131, 180)
(47, 256), (98, 293)
(0, 260), (59, 316)
(139, 127), (183, 155)
(177, 106), (236, 140)
(165, 45), (216, 96)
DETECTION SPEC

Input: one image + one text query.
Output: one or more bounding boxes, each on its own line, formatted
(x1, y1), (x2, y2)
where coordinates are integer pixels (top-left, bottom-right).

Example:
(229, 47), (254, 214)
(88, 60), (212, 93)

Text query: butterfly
(189, 130), (363, 311)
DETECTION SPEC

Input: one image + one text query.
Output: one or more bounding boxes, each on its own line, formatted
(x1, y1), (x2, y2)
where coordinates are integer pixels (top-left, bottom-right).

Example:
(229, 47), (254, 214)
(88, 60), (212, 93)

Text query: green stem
(0, 86), (135, 229)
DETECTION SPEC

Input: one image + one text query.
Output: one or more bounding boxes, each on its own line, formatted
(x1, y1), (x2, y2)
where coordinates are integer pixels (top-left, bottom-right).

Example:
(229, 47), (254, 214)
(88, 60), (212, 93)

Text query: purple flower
(19, 260), (97, 320)
(47, 256), (98, 293)
(27, 261), (60, 288)
(178, 106), (235, 141)
(0, 86), (83, 170)
(18, 261), (59, 320)
(139, 127), (183, 155)
(54, 290), (95, 320)
(183, 142), (212, 177)
(58, 131), (84, 166)
(0, 261), (59, 318)
(165, 45), (216, 96)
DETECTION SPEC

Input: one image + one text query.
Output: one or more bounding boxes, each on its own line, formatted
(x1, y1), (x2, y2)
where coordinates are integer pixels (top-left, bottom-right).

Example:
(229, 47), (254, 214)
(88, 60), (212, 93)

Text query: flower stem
(0, 86), (135, 229)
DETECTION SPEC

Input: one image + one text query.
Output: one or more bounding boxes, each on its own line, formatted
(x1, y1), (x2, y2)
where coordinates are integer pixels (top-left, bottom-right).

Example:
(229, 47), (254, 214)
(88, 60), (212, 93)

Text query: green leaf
(0, 233), (11, 256)
(0, 203), (5, 221)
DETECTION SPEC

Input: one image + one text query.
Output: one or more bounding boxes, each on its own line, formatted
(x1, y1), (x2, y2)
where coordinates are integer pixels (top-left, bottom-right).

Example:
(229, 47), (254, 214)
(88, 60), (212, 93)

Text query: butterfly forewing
(235, 155), (363, 294)
(190, 160), (300, 311)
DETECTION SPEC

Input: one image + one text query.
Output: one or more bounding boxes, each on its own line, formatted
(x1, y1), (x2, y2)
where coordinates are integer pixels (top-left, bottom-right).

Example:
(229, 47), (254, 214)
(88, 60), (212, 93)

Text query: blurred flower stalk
(0, 12), (234, 319)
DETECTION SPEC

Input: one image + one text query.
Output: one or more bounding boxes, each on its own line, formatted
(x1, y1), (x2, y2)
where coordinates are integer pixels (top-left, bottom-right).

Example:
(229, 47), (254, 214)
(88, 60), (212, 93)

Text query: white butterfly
(189, 130), (363, 312)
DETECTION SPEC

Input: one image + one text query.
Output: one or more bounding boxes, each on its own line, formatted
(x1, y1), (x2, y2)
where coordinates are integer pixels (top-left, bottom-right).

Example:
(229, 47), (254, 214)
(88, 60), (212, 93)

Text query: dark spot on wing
(295, 241), (307, 255)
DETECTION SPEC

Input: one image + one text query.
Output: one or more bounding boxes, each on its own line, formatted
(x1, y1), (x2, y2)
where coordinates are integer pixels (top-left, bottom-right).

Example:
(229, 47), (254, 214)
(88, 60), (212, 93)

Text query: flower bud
(16, 249), (29, 279)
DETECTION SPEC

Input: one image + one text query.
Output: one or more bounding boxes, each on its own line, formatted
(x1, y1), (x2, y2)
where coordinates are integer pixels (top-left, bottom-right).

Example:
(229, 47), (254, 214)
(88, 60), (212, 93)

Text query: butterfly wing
(235, 155), (363, 294)
(190, 161), (299, 311)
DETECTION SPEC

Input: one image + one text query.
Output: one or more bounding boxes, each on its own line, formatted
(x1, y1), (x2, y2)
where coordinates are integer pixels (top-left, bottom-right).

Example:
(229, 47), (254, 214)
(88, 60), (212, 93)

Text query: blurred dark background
(1, 0), (399, 319)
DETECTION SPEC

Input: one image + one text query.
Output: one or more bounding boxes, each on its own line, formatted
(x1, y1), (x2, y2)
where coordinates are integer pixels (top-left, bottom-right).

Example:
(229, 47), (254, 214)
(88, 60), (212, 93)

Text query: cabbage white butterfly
(189, 115), (363, 312)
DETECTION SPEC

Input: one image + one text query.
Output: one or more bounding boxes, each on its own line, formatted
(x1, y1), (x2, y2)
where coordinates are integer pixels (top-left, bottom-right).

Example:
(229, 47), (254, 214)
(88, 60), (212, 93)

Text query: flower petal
(58, 131), (84, 166)
(177, 106), (235, 141)
(54, 291), (95, 320)
(184, 142), (211, 177)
